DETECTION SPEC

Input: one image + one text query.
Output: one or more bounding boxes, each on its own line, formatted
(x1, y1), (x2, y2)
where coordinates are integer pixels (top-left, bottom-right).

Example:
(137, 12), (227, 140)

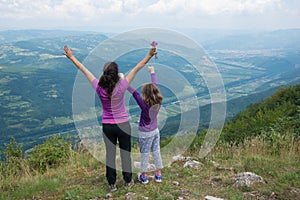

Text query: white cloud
(0, 0), (119, 19)
(197, 0), (281, 15)
(0, 0), (282, 18)
(146, 0), (282, 15)
(0, 0), (298, 30)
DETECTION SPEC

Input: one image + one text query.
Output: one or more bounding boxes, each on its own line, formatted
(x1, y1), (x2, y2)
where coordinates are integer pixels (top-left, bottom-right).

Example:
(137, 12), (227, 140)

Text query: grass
(1, 135), (299, 200)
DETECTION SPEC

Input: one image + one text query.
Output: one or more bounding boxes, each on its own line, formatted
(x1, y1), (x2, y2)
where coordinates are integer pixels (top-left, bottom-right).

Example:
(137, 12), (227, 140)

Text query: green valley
(0, 29), (299, 155)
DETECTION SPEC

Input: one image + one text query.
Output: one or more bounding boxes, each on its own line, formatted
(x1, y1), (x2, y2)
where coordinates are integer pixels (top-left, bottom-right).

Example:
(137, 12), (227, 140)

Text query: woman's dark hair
(98, 62), (120, 99)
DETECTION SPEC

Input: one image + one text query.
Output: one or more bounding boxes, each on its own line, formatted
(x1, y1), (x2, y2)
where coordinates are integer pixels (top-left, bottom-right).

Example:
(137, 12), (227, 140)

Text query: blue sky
(0, 0), (299, 32)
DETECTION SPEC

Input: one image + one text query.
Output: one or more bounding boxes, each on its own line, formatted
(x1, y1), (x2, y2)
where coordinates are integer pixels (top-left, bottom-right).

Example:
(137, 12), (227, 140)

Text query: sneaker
(138, 173), (149, 184)
(109, 184), (117, 192)
(124, 179), (135, 188)
(155, 174), (162, 183)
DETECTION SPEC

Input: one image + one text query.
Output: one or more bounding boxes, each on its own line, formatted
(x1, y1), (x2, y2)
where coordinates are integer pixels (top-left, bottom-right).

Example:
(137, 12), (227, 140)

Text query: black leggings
(102, 122), (132, 184)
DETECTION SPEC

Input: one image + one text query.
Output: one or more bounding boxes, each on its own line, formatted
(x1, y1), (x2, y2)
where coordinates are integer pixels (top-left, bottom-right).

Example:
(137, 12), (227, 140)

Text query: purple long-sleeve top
(127, 73), (160, 132)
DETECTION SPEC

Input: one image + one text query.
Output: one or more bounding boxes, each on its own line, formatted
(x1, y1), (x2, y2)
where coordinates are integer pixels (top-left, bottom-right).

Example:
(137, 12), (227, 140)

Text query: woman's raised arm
(125, 47), (157, 84)
(63, 45), (96, 83)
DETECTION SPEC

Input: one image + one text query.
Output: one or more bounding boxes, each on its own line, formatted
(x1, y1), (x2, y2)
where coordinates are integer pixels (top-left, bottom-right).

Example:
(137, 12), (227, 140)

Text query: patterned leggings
(138, 128), (163, 172)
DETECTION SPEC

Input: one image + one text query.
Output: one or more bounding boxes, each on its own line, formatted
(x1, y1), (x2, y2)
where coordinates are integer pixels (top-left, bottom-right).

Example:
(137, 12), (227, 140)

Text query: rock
(125, 192), (136, 200)
(31, 196), (43, 200)
(289, 187), (300, 195)
(204, 195), (224, 200)
(179, 189), (191, 197)
(172, 181), (180, 186)
(173, 154), (186, 161)
(148, 175), (155, 179)
(133, 161), (140, 168)
(232, 172), (264, 187)
(133, 161), (156, 171)
(211, 160), (220, 168)
(216, 166), (235, 171)
(270, 192), (277, 198)
(183, 160), (202, 168)
(186, 157), (192, 161)
(286, 187), (300, 199)
(175, 189), (191, 199)
(210, 160), (234, 171)
(209, 176), (222, 182)
(105, 193), (113, 199)
(242, 191), (261, 198)
(243, 191), (277, 199)
(172, 154), (192, 162)
(148, 164), (156, 171)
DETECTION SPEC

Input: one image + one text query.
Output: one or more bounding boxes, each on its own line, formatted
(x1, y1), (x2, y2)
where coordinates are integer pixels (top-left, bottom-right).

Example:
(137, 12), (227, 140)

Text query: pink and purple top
(92, 78), (129, 124)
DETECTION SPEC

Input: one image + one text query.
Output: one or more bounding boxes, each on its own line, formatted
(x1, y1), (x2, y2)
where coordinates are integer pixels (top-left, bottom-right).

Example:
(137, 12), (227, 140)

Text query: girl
(127, 66), (163, 184)
(63, 45), (157, 191)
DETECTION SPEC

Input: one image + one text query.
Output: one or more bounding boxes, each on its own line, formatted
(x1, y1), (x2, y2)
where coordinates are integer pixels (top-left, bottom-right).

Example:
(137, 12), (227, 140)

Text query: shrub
(2, 137), (23, 161)
(28, 135), (71, 172)
(0, 137), (25, 177)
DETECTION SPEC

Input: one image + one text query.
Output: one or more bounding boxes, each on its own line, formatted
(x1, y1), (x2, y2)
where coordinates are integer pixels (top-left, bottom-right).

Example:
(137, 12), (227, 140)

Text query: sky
(0, 0), (299, 32)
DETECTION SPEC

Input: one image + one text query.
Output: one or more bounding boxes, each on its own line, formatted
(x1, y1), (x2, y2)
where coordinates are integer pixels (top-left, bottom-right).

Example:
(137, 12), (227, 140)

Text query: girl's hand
(118, 73), (125, 79)
(148, 66), (155, 74)
(63, 45), (73, 59)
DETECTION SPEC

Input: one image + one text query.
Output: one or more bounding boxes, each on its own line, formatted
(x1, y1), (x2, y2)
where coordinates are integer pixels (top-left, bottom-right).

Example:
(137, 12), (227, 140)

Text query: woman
(63, 45), (157, 191)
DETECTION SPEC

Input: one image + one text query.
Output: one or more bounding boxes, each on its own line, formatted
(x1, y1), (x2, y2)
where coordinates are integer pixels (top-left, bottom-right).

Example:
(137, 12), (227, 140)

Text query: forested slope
(221, 84), (300, 144)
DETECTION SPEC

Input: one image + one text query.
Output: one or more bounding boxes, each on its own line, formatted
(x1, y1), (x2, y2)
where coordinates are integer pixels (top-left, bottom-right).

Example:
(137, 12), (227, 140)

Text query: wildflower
(150, 41), (158, 60)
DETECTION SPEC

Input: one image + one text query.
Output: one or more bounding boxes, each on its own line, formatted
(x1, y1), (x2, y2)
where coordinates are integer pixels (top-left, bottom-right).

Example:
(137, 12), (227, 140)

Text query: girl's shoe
(138, 173), (149, 184)
(155, 174), (162, 182)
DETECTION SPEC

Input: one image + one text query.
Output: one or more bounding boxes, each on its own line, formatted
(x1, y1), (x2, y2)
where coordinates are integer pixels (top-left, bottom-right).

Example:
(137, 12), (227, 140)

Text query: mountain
(0, 29), (101, 44)
(0, 29), (300, 153)
(202, 28), (300, 50)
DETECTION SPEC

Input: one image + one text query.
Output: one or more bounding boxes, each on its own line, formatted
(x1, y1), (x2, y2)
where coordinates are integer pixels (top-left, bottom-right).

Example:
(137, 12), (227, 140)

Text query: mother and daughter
(63, 44), (163, 191)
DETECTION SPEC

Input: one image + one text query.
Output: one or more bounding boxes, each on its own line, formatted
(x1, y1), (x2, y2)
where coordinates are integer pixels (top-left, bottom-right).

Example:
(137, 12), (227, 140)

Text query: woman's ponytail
(99, 62), (119, 99)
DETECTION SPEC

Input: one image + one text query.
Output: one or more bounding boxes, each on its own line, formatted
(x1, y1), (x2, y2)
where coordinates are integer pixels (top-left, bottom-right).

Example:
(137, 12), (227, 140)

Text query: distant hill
(203, 28), (300, 50)
(221, 84), (300, 144)
(0, 29), (101, 44)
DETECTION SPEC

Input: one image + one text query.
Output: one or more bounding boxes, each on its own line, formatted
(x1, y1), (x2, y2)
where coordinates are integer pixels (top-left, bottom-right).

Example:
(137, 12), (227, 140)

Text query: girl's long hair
(98, 62), (119, 99)
(142, 83), (163, 110)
